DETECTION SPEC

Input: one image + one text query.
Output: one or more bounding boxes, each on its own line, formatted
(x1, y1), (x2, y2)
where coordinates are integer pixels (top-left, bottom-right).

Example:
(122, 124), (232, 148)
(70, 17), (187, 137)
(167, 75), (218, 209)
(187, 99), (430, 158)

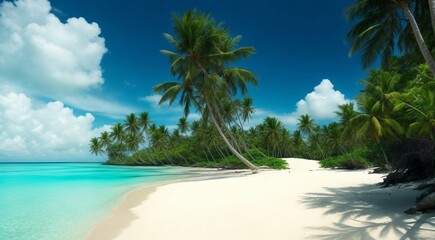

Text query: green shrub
(109, 147), (287, 170)
(320, 147), (373, 169)
(253, 157), (288, 169)
(212, 149), (288, 170)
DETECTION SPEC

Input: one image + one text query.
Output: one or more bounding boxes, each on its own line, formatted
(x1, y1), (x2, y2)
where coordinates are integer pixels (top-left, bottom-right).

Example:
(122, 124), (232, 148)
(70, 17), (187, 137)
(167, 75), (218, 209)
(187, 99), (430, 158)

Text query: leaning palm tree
(430, 0), (435, 35)
(99, 131), (112, 149)
(154, 10), (259, 172)
(345, 0), (435, 76)
(99, 131), (119, 161)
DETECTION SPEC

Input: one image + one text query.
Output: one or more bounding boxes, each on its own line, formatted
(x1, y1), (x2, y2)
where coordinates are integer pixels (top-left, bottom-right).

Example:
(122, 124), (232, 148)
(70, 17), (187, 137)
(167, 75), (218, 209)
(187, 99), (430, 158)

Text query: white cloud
(62, 95), (138, 119)
(0, 0), (106, 94)
(293, 79), (349, 120)
(0, 92), (109, 161)
(0, 0), (137, 118)
(140, 94), (162, 108)
(250, 79), (351, 128)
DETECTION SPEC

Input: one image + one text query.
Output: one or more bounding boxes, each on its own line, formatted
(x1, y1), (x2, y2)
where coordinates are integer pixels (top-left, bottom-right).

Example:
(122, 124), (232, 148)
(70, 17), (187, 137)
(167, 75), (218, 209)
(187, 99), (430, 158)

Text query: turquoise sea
(0, 163), (188, 240)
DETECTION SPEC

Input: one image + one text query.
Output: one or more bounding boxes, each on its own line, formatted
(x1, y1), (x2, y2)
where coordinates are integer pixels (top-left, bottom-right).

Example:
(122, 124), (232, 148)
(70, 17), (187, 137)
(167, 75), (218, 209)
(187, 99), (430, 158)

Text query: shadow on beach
(302, 184), (435, 240)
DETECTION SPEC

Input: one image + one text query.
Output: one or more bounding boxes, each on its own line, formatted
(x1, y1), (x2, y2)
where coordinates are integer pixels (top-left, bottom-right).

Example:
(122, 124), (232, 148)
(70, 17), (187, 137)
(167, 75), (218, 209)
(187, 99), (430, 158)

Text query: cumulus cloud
(293, 79), (349, 120)
(0, 92), (109, 161)
(0, 0), (137, 118)
(250, 79), (352, 128)
(0, 0), (106, 94)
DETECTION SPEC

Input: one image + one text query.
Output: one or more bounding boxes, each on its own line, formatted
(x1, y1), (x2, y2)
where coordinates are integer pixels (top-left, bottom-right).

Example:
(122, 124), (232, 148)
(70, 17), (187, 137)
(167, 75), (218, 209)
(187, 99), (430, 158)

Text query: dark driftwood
(405, 192), (435, 214)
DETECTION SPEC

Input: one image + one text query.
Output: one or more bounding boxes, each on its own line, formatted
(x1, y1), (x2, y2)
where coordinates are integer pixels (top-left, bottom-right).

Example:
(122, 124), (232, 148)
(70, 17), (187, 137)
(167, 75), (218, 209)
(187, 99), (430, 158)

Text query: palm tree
(99, 131), (112, 149)
(177, 116), (190, 136)
(99, 131), (121, 161)
(361, 71), (401, 114)
(405, 89), (435, 139)
(262, 117), (284, 156)
(292, 130), (306, 157)
(335, 102), (357, 127)
(220, 99), (238, 124)
(324, 122), (345, 156)
(154, 10), (259, 172)
(124, 113), (144, 153)
(239, 97), (255, 123)
(345, 0), (435, 76)
(110, 123), (125, 143)
(190, 120), (214, 162)
(308, 126), (326, 159)
(124, 113), (141, 136)
(430, 0), (435, 35)
(89, 137), (105, 159)
(138, 112), (151, 133)
(125, 133), (141, 153)
(171, 129), (182, 143)
(297, 114), (316, 137)
(346, 96), (404, 165)
(278, 128), (291, 157)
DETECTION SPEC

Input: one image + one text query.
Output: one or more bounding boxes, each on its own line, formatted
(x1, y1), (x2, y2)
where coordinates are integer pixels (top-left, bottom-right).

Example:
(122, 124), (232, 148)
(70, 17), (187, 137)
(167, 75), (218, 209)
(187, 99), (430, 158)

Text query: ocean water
(0, 163), (187, 240)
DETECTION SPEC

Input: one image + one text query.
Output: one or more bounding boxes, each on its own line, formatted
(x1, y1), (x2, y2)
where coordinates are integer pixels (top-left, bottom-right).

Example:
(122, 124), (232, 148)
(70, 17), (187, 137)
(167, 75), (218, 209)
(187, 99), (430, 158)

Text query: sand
(88, 159), (435, 240)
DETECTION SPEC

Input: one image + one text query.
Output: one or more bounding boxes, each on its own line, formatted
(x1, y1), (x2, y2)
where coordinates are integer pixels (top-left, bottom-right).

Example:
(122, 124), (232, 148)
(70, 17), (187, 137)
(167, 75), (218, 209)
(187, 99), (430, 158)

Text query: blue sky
(49, 0), (366, 125)
(0, 0), (367, 161)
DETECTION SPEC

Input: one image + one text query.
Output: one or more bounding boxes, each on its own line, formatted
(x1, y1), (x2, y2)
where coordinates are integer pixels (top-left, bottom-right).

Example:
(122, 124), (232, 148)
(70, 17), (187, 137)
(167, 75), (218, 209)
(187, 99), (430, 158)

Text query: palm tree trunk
(376, 138), (391, 168)
(205, 100), (259, 172)
(429, 0), (435, 36)
(317, 143), (326, 160)
(195, 62), (258, 172)
(144, 152), (158, 166)
(214, 145), (226, 159)
(399, 2), (435, 77)
(206, 146), (217, 163)
(163, 151), (174, 165)
(200, 145), (211, 162)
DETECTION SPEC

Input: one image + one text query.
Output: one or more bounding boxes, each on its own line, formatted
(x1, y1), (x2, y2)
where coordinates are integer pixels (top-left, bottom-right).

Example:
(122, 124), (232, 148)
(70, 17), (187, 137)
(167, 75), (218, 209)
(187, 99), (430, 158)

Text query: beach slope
(89, 159), (435, 240)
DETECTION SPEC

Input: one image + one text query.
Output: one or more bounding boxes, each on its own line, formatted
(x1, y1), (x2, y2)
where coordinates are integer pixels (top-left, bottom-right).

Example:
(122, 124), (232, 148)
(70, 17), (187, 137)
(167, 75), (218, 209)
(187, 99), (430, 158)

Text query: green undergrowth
(193, 149), (288, 170)
(319, 147), (373, 169)
(108, 148), (288, 170)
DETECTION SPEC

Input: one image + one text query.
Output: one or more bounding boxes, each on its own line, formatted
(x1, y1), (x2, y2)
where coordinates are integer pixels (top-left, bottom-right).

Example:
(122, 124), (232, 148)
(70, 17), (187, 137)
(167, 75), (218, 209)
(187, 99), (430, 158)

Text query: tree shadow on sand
(302, 184), (435, 240)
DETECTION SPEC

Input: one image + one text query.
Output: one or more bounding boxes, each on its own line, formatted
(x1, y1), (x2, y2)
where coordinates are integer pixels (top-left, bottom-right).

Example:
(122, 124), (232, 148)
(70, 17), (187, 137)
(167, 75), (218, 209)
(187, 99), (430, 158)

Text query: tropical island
(1, 0), (435, 239)
(87, 1), (435, 239)
(91, 3), (435, 210)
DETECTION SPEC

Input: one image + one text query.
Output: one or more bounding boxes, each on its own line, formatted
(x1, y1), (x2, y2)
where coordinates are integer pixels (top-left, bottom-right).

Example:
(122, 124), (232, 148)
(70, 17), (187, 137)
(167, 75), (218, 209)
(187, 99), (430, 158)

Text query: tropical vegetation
(90, 4), (435, 209)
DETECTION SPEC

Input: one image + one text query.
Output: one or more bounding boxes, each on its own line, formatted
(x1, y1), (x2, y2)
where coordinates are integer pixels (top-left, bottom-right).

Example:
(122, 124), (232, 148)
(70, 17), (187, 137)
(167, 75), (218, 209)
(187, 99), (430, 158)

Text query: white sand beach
(88, 159), (435, 240)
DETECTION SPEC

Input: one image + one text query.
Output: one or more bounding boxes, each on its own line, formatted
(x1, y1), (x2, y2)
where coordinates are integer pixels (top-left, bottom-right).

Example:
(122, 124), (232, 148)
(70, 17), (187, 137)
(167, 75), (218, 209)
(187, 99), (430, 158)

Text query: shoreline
(85, 180), (170, 240)
(88, 159), (435, 240)
(87, 167), (253, 240)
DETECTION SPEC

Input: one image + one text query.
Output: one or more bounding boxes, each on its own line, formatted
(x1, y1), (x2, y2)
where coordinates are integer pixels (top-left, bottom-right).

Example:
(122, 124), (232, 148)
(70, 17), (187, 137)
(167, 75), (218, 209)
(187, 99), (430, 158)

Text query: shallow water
(0, 163), (187, 240)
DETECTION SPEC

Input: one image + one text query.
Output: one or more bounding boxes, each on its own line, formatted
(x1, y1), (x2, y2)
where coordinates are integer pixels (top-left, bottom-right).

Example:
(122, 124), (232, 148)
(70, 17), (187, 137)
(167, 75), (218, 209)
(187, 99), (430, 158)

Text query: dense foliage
(90, 111), (289, 170)
(90, 6), (435, 180)
(90, 59), (434, 174)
